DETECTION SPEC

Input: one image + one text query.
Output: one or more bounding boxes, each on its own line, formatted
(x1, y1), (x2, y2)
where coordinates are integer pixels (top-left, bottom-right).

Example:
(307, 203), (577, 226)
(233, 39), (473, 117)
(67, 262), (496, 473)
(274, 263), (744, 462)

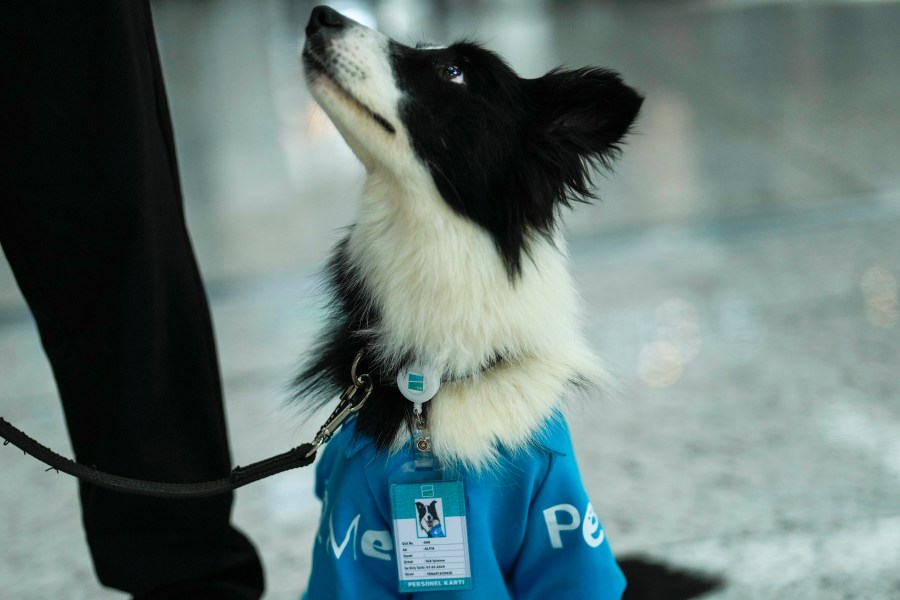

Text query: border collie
(297, 6), (649, 599)
(415, 500), (444, 538)
(295, 6), (642, 469)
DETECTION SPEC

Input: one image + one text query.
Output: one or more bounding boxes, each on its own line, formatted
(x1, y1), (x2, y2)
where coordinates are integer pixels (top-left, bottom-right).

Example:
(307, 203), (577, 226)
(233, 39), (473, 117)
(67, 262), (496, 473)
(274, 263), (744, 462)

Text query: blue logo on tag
(420, 485), (434, 498)
(407, 373), (425, 392)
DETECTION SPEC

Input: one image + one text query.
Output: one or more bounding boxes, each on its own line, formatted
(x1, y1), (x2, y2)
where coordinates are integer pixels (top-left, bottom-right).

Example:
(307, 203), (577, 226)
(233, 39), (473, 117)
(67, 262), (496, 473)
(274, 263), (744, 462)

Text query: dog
(415, 500), (444, 538)
(297, 5), (643, 599)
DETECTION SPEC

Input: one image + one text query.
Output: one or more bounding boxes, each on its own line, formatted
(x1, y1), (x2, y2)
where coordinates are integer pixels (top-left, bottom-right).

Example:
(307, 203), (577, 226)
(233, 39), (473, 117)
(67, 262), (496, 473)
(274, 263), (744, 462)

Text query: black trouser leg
(0, 2), (264, 597)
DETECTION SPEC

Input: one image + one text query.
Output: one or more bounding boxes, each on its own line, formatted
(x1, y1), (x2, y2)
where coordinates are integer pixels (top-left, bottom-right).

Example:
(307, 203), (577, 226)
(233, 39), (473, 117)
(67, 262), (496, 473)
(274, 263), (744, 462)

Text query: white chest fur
(347, 167), (608, 469)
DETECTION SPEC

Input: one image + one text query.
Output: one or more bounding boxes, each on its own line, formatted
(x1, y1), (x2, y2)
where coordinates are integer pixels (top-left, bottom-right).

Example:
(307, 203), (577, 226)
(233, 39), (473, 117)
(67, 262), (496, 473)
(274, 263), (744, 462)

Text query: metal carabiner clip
(305, 352), (372, 458)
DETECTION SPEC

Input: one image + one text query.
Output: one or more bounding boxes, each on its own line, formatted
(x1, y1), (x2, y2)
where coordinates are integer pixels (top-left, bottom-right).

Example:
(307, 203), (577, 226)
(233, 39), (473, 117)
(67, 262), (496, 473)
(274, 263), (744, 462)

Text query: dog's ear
(524, 67), (643, 203)
(416, 502), (425, 516)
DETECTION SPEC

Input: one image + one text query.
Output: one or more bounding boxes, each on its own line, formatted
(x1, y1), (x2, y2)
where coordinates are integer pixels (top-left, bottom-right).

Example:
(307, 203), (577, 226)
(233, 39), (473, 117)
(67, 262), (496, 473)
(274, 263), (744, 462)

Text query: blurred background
(2, 0), (899, 597)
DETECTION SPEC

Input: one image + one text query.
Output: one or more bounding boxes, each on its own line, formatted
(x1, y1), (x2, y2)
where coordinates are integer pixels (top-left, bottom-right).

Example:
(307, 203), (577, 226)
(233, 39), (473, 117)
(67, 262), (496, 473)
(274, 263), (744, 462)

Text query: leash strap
(0, 417), (315, 499)
(0, 352), (372, 499)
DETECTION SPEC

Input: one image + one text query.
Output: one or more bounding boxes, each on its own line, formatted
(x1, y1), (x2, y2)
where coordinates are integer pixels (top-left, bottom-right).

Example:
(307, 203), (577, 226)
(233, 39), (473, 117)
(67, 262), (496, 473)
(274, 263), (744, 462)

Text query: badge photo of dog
(297, 5), (646, 599)
(415, 499), (446, 539)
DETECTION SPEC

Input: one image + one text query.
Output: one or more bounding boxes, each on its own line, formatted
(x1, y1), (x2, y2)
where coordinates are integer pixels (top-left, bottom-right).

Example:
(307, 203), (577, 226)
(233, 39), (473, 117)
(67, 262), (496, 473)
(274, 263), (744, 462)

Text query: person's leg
(0, 2), (264, 597)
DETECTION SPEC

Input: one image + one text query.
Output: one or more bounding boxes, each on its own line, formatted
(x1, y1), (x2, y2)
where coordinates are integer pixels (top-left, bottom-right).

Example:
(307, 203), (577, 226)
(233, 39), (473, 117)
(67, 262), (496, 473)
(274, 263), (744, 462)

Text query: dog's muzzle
(303, 6), (347, 69)
(301, 6), (398, 136)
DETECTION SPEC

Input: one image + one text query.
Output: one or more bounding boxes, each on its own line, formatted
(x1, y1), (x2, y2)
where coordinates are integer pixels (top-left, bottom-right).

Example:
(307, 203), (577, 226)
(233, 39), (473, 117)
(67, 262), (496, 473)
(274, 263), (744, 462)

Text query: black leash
(0, 355), (372, 499)
(0, 417), (316, 499)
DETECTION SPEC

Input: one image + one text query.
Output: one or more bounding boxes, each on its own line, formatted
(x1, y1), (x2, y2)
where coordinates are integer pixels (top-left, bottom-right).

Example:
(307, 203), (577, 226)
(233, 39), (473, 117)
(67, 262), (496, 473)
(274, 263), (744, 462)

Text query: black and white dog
(415, 500), (443, 538)
(296, 6), (642, 468)
(297, 7), (649, 599)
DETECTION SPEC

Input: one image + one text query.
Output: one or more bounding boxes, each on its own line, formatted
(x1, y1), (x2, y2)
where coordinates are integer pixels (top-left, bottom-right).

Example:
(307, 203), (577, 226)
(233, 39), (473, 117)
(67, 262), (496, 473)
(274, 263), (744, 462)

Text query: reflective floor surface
(2, 0), (899, 598)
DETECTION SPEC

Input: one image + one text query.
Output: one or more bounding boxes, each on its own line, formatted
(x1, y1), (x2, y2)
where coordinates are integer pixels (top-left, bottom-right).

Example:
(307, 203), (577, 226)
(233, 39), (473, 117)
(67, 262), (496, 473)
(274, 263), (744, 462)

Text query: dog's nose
(307, 6), (349, 37)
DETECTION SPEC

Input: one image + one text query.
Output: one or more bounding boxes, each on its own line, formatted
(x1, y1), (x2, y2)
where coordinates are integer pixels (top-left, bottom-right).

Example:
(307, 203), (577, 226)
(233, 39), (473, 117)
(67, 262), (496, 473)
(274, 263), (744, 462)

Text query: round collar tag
(396, 364), (441, 403)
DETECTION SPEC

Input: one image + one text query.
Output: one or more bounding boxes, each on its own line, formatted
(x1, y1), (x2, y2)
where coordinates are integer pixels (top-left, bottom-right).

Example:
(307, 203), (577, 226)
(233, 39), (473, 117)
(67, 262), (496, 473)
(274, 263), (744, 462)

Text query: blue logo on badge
(407, 373), (425, 392)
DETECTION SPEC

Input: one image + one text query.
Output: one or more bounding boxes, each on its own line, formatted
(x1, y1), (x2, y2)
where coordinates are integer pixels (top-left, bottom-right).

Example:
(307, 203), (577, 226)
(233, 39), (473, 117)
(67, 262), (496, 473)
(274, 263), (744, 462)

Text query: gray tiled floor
(2, 1), (900, 598)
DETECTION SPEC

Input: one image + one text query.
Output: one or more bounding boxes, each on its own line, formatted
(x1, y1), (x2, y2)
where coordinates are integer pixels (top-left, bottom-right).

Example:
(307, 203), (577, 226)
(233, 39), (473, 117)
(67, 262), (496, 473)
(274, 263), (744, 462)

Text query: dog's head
(302, 5), (643, 274)
(415, 500), (440, 533)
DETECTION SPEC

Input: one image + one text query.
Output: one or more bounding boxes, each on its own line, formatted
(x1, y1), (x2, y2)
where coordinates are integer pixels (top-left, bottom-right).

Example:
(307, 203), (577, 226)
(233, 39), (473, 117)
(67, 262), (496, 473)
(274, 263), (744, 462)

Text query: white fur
(304, 23), (412, 175)
(350, 169), (608, 470)
(304, 18), (609, 470)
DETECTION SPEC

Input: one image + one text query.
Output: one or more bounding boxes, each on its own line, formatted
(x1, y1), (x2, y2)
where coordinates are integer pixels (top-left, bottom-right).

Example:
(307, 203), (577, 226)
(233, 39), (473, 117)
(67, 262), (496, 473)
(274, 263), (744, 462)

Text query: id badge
(389, 479), (473, 593)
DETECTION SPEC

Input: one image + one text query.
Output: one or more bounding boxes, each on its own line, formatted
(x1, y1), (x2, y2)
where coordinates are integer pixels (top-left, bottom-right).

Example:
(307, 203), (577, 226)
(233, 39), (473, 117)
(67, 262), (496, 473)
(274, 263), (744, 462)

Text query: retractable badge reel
(389, 365), (472, 593)
(396, 364), (440, 464)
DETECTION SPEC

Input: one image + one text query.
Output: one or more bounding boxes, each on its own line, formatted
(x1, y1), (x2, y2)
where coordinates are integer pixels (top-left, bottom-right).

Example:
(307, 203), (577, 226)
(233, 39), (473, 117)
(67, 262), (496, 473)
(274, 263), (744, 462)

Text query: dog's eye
(438, 64), (465, 85)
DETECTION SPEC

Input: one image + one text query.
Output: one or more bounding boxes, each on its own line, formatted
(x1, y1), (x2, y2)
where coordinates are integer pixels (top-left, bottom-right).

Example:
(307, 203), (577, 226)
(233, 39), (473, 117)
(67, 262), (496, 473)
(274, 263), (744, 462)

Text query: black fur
(390, 41), (643, 275)
(292, 236), (413, 450)
(619, 557), (724, 600)
(294, 35), (643, 451)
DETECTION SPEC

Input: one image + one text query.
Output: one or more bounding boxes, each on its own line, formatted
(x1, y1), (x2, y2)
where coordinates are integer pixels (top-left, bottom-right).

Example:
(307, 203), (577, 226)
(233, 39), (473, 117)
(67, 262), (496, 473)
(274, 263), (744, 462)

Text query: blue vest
(302, 415), (626, 599)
